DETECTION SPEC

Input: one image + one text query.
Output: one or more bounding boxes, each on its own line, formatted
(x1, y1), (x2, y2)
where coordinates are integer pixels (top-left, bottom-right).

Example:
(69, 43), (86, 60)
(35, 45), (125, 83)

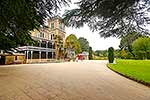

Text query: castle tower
(48, 16), (66, 59)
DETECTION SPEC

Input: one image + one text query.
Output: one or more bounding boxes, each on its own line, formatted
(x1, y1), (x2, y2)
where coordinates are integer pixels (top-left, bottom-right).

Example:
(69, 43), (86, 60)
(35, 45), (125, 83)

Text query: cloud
(59, 0), (120, 51)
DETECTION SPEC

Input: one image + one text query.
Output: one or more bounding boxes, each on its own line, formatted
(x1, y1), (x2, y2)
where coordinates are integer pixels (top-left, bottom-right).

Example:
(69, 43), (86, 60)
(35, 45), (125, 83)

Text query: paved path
(0, 60), (149, 100)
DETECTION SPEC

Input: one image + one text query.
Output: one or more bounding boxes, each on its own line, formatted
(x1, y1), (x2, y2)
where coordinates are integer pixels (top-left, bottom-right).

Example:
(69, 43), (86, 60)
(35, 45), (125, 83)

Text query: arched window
(51, 34), (53, 40)
(49, 32), (54, 40)
(40, 32), (44, 38)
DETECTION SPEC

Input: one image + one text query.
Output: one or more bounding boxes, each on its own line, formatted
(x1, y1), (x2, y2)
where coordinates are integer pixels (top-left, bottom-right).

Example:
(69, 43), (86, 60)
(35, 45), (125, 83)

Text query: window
(40, 32), (44, 38)
(49, 34), (53, 40)
(48, 43), (53, 48)
(51, 34), (53, 40)
(59, 22), (63, 30)
(41, 41), (46, 48)
(37, 32), (40, 37)
(51, 22), (54, 29)
(15, 56), (17, 60)
(59, 22), (65, 30)
(49, 32), (54, 40)
(62, 24), (65, 30)
(59, 22), (62, 29)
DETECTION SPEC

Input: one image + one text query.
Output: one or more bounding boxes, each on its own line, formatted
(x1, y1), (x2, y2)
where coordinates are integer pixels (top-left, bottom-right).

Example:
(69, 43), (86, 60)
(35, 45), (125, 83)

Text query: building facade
(17, 16), (66, 63)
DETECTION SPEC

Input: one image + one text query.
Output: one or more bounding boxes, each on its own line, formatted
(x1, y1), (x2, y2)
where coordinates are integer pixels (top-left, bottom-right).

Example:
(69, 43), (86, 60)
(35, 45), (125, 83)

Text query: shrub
(108, 47), (114, 63)
(89, 47), (93, 60)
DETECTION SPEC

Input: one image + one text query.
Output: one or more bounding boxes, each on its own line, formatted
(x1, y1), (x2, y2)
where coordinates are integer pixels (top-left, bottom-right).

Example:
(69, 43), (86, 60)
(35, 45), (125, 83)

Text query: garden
(108, 60), (150, 85)
(106, 33), (150, 86)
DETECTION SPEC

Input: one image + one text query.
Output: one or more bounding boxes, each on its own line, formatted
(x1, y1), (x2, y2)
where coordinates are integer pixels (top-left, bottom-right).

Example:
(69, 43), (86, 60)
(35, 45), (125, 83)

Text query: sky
(59, 0), (121, 51)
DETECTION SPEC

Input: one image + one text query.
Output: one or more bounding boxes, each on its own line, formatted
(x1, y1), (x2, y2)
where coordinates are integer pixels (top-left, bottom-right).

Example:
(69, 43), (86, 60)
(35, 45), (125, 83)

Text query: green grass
(108, 59), (150, 83)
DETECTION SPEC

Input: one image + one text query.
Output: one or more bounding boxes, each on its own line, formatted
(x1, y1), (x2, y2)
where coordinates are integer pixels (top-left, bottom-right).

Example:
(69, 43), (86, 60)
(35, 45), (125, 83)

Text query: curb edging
(107, 64), (150, 88)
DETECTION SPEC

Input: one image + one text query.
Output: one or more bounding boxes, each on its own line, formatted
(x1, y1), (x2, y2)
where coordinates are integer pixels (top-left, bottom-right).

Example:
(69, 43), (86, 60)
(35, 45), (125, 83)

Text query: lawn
(108, 59), (150, 83)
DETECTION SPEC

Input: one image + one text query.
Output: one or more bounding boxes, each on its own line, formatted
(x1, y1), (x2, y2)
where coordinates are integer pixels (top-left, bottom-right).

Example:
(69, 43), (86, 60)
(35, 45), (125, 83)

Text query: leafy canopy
(119, 32), (141, 49)
(119, 32), (143, 56)
(0, 0), (70, 51)
(78, 37), (90, 52)
(63, 0), (150, 38)
(132, 37), (150, 59)
(95, 50), (107, 57)
(65, 34), (81, 54)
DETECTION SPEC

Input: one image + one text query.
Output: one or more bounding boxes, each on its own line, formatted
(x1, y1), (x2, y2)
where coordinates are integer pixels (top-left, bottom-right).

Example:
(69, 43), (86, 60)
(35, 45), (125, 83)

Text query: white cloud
(66, 25), (120, 51)
(59, 0), (121, 51)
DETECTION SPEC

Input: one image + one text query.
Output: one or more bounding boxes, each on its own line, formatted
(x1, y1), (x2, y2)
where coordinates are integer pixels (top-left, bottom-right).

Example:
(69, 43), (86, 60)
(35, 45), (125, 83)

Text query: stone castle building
(17, 16), (66, 63)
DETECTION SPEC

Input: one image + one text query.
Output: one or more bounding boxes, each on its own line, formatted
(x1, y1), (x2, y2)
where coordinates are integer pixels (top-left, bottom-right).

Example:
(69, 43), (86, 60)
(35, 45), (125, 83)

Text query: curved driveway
(0, 60), (149, 100)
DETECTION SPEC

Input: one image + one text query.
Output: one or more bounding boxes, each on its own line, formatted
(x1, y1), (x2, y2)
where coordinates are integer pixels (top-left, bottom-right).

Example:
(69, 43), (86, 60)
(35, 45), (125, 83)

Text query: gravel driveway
(0, 60), (149, 100)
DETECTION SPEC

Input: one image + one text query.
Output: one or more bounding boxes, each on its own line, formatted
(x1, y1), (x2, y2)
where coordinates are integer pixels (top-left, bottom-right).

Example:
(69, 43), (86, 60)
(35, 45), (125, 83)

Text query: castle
(17, 16), (66, 63)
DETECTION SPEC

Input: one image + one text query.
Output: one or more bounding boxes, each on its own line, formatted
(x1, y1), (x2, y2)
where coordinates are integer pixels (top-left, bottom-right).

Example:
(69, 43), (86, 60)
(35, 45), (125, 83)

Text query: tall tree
(132, 37), (150, 59)
(78, 37), (90, 52)
(119, 32), (142, 56)
(63, 0), (150, 38)
(95, 50), (107, 57)
(65, 34), (81, 58)
(0, 0), (70, 51)
(54, 35), (64, 59)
